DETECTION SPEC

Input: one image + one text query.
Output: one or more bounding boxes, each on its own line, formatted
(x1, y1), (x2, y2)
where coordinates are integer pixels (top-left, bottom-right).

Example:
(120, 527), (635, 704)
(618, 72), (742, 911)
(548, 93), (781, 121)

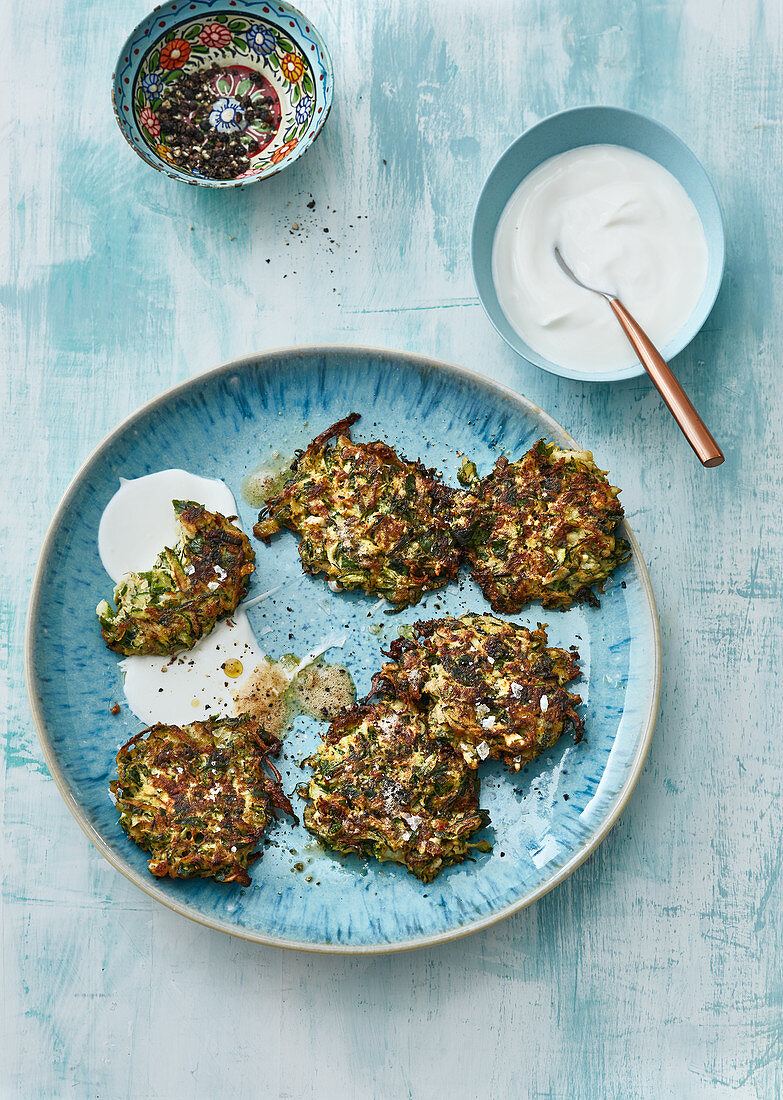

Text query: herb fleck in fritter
(298, 698), (491, 882)
(454, 441), (630, 612)
(253, 414), (463, 607)
(374, 614), (583, 771)
(97, 500), (255, 656)
(111, 715), (293, 886)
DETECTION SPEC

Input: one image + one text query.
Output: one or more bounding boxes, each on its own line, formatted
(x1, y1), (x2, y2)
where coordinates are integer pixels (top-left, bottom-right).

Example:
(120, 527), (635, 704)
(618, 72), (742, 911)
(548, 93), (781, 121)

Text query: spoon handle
(607, 298), (724, 468)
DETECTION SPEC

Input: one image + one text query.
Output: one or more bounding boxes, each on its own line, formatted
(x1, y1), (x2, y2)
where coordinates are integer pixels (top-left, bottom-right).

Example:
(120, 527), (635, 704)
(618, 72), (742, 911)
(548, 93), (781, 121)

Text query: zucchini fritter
(97, 500), (255, 656)
(111, 715), (293, 886)
(253, 414), (463, 607)
(375, 614), (583, 771)
(454, 440), (630, 612)
(298, 698), (491, 882)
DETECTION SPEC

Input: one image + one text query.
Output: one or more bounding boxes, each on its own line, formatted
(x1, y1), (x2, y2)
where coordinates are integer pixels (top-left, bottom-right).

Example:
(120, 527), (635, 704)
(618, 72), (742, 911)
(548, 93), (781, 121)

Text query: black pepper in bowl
(155, 64), (280, 181)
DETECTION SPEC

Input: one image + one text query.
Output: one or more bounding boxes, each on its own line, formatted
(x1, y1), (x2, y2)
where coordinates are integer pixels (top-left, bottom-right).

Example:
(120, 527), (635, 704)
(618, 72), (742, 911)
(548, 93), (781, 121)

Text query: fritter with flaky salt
(454, 440), (629, 612)
(374, 613), (583, 771)
(111, 715), (293, 886)
(97, 500), (255, 656)
(298, 698), (490, 882)
(253, 414), (463, 607)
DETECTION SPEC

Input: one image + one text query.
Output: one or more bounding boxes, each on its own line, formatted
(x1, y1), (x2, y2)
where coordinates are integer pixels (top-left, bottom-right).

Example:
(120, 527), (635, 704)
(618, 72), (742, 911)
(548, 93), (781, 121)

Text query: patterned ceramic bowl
(112, 0), (333, 187)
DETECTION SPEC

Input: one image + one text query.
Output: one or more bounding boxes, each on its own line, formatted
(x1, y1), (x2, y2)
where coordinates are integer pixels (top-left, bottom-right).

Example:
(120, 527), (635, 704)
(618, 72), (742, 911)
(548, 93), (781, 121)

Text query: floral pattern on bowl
(112, 0), (333, 187)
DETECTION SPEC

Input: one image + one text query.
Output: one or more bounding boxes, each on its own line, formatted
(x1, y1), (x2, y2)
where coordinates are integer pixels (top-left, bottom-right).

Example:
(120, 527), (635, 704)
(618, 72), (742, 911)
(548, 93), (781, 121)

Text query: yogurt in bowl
(492, 145), (709, 374)
(472, 107), (725, 382)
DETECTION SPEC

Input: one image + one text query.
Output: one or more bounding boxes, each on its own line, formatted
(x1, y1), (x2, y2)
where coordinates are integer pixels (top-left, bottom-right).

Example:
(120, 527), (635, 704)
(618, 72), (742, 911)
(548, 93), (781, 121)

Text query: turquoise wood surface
(3, 0), (781, 1096)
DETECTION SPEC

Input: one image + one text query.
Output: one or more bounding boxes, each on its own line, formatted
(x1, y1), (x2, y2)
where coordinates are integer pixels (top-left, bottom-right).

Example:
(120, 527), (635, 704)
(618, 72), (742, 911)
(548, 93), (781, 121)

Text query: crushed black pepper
(156, 64), (278, 180)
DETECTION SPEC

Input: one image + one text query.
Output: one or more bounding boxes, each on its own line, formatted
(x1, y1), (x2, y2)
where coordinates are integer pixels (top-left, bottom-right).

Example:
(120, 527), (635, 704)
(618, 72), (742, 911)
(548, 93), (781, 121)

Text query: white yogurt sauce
(491, 144), (709, 372)
(100, 470), (346, 726)
(100, 470), (271, 724)
(119, 616), (271, 726)
(99, 469), (238, 579)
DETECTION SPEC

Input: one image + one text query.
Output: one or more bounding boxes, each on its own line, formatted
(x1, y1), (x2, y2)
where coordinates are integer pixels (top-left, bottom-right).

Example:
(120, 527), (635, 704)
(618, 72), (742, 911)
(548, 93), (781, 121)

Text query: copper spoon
(554, 247), (724, 468)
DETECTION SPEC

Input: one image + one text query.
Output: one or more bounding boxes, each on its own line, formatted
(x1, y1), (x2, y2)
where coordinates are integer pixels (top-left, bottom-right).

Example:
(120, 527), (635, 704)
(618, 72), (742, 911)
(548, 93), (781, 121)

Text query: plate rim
(24, 343), (661, 955)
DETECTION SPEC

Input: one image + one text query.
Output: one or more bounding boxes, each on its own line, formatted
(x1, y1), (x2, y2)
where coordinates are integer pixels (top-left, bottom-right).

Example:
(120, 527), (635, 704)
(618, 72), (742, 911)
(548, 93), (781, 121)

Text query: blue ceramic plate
(25, 347), (660, 953)
(473, 106), (725, 382)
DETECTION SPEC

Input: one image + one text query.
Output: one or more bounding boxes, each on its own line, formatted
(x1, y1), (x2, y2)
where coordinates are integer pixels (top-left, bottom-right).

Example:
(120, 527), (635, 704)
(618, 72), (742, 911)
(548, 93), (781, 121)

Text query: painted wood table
(3, 0), (781, 1096)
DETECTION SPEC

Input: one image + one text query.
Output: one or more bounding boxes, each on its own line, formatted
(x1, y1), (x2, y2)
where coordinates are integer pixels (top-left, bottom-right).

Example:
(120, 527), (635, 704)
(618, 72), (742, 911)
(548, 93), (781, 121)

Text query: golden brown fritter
(453, 440), (629, 612)
(111, 715), (293, 886)
(298, 697), (490, 882)
(253, 414), (463, 607)
(374, 613), (583, 771)
(97, 500), (255, 656)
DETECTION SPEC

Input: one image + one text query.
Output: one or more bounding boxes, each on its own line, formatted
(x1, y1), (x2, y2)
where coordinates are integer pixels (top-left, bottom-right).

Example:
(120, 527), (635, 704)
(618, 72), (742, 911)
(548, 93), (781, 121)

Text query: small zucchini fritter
(374, 614), (583, 771)
(298, 698), (491, 882)
(97, 500), (255, 656)
(111, 715), (293, 886)
(253, 414), (463, 607)
(454, 440), (630, 612)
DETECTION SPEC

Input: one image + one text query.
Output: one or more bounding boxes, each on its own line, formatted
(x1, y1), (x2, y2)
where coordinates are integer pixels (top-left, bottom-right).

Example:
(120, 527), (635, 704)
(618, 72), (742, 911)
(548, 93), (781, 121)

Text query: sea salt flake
(540, 695), (549, 712)
(480, 715), (496, 729)
(476, 741), (491, 760)
(510, 682), (523, 699)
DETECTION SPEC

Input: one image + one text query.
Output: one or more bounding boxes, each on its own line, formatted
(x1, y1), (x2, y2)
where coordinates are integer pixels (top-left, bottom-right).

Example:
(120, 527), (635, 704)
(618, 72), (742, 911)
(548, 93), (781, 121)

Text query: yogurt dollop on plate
(99, 470), (271, 725)
(491, 144), (709, 373)
(98, 468), (239, 580)
(99, 469), (348, 728)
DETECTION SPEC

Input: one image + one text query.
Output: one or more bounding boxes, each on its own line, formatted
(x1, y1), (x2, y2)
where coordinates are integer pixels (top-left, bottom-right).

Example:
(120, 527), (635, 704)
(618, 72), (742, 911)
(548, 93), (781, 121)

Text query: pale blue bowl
(472, 106), (726, 383)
